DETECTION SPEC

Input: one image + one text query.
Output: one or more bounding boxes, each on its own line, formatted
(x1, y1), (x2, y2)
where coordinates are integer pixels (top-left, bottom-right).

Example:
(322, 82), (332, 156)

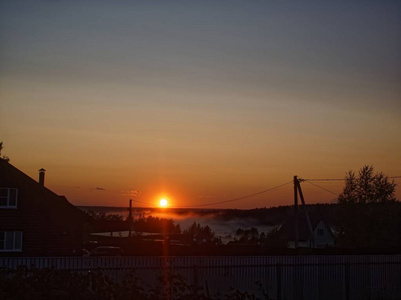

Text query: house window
(0, 188), (18, 208)
(317, 228), (324, 236)
(0, 231), (23, 252)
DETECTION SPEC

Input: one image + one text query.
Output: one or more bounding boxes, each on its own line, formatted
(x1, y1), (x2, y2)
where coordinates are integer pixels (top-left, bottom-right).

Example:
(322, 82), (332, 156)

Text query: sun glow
(159, 198), (168, 207)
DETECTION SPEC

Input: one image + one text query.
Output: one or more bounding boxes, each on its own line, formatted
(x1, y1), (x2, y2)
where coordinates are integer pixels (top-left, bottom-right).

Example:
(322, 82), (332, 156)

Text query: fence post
(169, 262), (173, 299)
(192, 264), (200, 298)
(345, 262), (350, 300)
(276, 263), (282, 300)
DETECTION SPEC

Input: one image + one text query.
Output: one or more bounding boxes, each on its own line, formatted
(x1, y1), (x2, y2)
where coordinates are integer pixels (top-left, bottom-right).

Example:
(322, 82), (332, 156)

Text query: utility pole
(294, 176), (299, 248)
(293, 176), (315, 248)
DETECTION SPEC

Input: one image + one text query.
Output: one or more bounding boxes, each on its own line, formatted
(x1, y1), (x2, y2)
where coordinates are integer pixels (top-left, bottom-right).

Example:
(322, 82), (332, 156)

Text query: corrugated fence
(1, 255), (400, 299)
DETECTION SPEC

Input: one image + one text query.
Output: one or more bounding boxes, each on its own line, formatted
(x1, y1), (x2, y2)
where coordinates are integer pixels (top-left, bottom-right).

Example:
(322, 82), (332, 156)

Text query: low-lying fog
(80, 206), (280, 242)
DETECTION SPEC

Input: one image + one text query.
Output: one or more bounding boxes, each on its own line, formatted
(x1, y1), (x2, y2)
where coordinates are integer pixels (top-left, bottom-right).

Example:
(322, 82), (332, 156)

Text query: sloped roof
(0, 159), (89, 226)
(278, 212), (332, 241)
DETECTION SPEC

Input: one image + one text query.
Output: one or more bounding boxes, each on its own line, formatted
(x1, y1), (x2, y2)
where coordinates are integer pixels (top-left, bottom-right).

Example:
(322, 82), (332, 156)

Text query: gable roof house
(0, 159), (90, 256)
(279, 213), (336, 249)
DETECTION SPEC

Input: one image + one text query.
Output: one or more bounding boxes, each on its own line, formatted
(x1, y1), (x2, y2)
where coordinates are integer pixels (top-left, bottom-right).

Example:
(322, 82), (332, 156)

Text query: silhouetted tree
(336, 166), (400, 248)
(338, 165), (396, 204)
(233, 227), (287, 247)
(133, 216), (181, 234)
(234, 227), (259, 243)
(85, 210), (123, 221)
(183, 222), (220, 245)
(337, 202), (401, 249)
(263, 228), (288, 248)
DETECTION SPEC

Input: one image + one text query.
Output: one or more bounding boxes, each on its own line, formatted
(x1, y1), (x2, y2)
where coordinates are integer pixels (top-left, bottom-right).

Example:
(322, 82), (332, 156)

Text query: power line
(303, 175), (401, 197)
(129, 181), (293, 208)
(130, 175), (401, 208)
(180, 181), (293, 208)
(304, 176), (401, 182)
(303, 180), (339, 196)
(303, 178), (343, 182)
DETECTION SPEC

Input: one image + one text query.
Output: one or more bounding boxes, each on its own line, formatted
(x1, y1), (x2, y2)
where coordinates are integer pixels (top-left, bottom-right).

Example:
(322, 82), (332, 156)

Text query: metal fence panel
(1, 255), (400, 299)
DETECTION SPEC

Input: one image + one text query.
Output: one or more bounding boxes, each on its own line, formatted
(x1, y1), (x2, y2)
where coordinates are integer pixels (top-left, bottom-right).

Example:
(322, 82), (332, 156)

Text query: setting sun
(159, 198), (168, 207)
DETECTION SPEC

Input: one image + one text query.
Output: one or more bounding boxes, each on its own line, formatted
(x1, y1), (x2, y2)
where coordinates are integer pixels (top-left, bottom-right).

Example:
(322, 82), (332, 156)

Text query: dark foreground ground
(85, 234), (401, 257)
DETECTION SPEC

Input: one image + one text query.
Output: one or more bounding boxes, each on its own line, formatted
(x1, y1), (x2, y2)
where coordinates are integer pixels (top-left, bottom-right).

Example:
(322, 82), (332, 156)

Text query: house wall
(0, 188), (83, 256)
(313, 220), (335, 248)
(286, 220), (335, 249)
(0, 163), (85, 256)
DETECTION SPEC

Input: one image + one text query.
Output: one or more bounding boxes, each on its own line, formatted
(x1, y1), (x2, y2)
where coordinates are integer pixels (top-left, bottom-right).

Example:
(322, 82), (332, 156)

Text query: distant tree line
(182, 222), (221, 245)
(85, 165), (400, 250)
(85, 210), (221, 244)
(232, 227), (287, 248)
(85, 210), (123, 221)
(133, 215), (181, 235)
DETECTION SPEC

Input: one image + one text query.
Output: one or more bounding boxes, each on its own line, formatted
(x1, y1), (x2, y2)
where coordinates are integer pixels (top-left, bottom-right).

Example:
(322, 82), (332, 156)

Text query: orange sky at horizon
(4, 159), (401, 209)
(1, 1), (400, 209)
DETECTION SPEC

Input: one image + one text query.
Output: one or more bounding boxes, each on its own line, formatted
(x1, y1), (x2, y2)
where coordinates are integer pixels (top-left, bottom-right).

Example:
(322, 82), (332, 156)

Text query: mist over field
(79, 206), (279, 240)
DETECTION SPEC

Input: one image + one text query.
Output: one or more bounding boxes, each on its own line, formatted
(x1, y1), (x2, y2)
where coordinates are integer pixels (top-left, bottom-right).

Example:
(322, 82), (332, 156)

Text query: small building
(278, 213), (336, 248)
(0, 159), (90, 256)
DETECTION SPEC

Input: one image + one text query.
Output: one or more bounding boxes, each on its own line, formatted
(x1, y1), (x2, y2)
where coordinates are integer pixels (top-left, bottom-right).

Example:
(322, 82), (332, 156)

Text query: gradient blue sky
(1, 0), (400, 208)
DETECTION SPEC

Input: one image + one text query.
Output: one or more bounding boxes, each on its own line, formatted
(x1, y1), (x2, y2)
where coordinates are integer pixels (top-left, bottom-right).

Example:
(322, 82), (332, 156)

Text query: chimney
(39, 168), (46, 186)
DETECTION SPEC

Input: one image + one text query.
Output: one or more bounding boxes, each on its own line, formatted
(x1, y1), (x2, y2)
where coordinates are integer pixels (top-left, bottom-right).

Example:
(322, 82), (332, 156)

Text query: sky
(1, 0), (400, 208)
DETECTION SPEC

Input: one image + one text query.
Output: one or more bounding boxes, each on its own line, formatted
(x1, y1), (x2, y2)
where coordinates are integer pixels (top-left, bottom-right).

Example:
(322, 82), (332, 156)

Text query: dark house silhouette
(0, 159), (90, 256)
(278, 213), (336, 248)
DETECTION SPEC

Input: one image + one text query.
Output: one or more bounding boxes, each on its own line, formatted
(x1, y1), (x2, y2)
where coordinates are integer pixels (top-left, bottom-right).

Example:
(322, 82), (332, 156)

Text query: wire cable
(179, 181), (293, 208)
(129, 181), (293, 208)
(303, 180), (339, 196)
(304, 176), (401, 181)
(130, 175), (401, 208)
(303, 178), (343, 182)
